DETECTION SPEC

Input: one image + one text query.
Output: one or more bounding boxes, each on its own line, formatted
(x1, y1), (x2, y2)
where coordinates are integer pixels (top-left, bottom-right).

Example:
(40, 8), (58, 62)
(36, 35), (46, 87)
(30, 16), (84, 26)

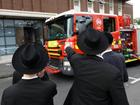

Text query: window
(73, 0), (81, 11)
(47, 17), (73, 40)
(67, 18), (73, 37)
(118, 0), (122, 16)
(4, 20), (14, 28)
(3, 19), (16, 55)
(48, 20), (66, 40)
(103, 17), (116, 32)
(0, 19), (44, 55)
(109, 0), (114, 14)
(0, 20), (3, 28)
(5, 37), (16, 45)
(0, 28), (4, 36)
(0, 37), (5, 45)
(5, 28), (15, 36)
(99, 1), (105, 13)
(87, 1), (94, 12)
(0, 19), (5, 55)
(0, 20), (4, 36)
(0, 46), (6, 55)
(15, 20), (25, 27)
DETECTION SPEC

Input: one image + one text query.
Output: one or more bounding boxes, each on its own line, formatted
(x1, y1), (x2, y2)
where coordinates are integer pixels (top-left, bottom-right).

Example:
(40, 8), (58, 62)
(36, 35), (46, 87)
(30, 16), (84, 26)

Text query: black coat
(103, 51), (128, 82)
(1, 78), (57, 105)
(64, 47), (129, 105)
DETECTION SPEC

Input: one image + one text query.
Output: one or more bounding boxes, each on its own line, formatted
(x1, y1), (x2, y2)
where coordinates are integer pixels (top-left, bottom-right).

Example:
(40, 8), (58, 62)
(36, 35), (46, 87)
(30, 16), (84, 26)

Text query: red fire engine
(44, 10), (140, 75)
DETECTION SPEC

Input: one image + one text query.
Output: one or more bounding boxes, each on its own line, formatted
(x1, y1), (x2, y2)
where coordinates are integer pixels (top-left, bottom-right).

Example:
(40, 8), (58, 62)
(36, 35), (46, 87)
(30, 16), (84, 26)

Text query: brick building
(0, 0), (132, 55)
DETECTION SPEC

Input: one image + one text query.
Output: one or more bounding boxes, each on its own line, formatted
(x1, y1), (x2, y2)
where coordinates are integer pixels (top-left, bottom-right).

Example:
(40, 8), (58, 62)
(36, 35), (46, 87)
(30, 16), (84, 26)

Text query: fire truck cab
(44, 10), (139, 75)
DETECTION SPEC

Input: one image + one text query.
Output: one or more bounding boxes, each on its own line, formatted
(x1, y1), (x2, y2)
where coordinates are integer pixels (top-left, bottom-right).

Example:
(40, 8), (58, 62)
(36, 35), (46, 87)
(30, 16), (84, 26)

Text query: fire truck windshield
(47, 17), (73, 40)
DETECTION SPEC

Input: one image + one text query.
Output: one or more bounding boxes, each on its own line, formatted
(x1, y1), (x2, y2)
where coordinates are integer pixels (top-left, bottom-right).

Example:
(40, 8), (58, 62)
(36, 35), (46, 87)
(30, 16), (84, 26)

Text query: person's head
(77, 26), (109, 55)
(12, 42), (49, 74)
(104, 32), (113, 46)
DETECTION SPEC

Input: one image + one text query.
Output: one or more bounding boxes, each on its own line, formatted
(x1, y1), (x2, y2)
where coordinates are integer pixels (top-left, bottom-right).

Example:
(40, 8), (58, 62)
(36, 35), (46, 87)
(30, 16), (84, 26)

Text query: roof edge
(0, 9), (57, 18)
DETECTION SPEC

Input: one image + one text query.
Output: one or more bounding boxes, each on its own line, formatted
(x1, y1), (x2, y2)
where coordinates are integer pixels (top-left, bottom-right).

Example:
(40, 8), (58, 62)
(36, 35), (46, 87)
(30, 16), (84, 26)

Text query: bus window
(103, 17), (116, 32)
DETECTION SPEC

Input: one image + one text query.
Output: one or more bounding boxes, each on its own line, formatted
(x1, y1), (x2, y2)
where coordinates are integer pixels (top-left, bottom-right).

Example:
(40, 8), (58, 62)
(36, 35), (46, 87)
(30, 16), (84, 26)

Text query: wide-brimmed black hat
(104, 32), (113, 45)
(77, 26), (109, 55)
(12, 43), (49, 74)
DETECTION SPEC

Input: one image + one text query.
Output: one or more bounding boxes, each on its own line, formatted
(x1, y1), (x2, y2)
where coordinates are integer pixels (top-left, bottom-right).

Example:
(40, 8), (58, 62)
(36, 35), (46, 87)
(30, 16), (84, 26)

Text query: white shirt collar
(101, 48), (112, 56)
(22, 74), (38, 80)
(96, 54), (103, 59)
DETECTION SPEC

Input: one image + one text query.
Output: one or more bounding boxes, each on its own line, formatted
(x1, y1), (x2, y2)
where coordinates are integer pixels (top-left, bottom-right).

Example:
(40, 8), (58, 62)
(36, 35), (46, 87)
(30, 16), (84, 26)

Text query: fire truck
(44, 10), (140, 75)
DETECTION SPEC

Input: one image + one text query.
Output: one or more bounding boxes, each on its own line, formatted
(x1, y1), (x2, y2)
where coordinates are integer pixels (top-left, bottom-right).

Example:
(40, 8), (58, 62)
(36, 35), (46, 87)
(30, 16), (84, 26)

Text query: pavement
(0, 55), (12, 64)
(0, 55), (14, 79)
(125, 82), (140, 105)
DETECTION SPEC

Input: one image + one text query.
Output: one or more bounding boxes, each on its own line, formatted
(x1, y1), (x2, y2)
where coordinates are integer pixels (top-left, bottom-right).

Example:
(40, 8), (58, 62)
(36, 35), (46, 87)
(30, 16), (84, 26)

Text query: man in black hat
(1, 43), (57, 105)
(63, 26), (129, 105)
(102, 32), (128, 82)
(12, 26), (49, 84)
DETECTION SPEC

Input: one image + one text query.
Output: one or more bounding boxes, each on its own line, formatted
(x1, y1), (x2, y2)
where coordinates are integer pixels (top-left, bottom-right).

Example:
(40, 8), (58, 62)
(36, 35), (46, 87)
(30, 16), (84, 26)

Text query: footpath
(0, 55), (14, 79)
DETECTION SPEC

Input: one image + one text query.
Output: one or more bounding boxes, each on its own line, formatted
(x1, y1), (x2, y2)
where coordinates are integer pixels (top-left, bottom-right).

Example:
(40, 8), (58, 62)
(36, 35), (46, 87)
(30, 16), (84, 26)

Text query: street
(0, 62), (140, 105)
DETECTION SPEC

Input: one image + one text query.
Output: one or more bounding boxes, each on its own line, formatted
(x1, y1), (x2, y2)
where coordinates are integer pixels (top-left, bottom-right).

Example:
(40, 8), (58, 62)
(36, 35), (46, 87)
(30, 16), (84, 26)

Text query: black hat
(104, 32), (113, 45)
(12, 43), (49, 74)
(77, 26), (109, 55)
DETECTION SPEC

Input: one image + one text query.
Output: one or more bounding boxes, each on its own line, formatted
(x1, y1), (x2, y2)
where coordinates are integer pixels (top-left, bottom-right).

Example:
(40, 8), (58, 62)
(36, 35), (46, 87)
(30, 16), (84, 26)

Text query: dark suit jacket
(103, 51), (128, 82)
(64, 47), (129, 105)
(1, 78), (57, 105)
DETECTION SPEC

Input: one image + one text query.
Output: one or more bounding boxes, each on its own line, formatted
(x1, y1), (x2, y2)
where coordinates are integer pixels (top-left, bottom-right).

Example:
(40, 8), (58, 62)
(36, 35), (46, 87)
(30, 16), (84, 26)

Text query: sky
(128, 0), (140, 18)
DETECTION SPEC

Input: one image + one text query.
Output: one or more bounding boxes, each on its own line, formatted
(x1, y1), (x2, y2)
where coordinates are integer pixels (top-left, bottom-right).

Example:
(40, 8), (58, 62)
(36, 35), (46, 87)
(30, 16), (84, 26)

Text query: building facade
(0, 0), (132, 55)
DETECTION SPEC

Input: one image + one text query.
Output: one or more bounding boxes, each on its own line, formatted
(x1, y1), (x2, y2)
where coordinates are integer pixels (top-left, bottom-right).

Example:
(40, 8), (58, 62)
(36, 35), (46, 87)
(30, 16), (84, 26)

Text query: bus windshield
(47, 16), (73, 40)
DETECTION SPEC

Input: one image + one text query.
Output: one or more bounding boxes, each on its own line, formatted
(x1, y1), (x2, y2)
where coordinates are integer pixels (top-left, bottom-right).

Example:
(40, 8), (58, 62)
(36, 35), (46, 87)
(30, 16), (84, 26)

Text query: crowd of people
(1, 22), (129, 105)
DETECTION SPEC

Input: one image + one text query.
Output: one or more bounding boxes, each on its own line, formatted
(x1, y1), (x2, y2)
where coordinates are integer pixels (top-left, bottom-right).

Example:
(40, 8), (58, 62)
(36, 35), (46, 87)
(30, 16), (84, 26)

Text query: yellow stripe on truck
(48, 41), (58, 47)
(48, 49), (60, 51)
(48, 52), (60, 56)
(75, 45), (79, 49)
(125, 59), (138, 63)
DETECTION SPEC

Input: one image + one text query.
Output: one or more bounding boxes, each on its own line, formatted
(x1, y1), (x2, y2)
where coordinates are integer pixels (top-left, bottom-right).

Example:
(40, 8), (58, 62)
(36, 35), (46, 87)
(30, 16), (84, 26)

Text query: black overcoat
(1, 78), (57, 105)
(64, 47), (129, 105)
(103, 51), (128, 82)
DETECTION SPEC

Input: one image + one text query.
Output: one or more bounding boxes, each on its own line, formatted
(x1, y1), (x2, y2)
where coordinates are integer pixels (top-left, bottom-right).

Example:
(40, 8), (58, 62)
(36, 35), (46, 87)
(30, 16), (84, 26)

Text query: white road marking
(130, 78), (140, 84)
(5, 63), (11, 66)
(129, 77), (140, 84)
(129, 77), (137, 80)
